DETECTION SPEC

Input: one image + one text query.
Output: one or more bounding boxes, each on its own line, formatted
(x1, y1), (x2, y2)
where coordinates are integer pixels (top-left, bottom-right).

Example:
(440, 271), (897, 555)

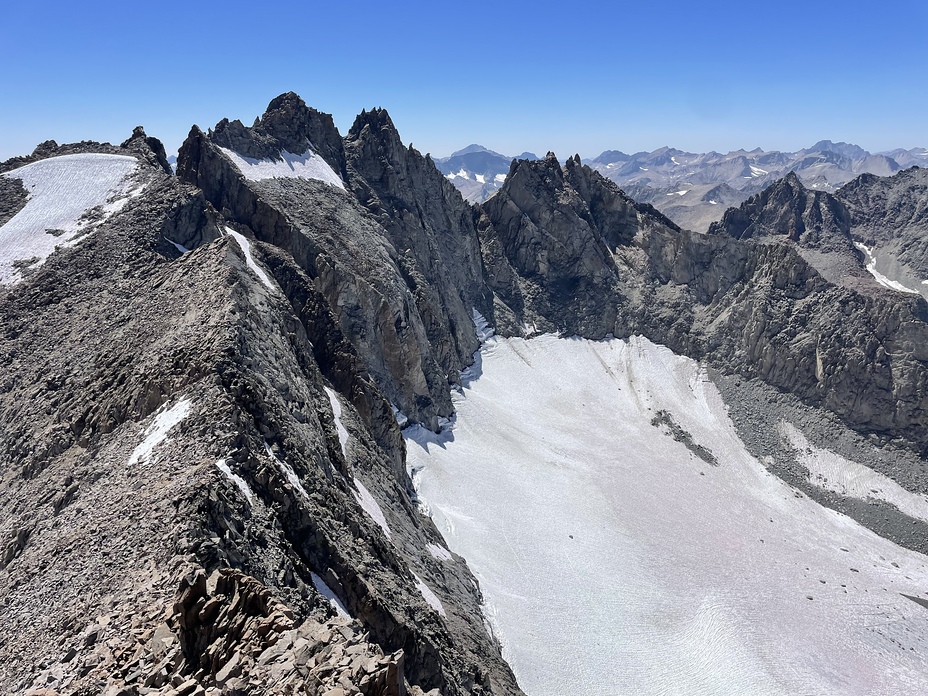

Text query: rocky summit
(1, 92), (927, 695)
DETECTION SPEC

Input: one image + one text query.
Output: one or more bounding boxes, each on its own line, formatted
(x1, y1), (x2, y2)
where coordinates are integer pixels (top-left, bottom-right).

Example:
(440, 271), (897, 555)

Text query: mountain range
(438, 140), (928, 233)
(432, 146), (537, 203)
(1, 93), (928, 695)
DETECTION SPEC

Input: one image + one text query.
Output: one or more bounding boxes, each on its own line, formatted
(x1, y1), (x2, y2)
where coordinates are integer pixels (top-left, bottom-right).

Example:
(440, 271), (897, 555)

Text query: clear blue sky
(2, 0), (925, 161)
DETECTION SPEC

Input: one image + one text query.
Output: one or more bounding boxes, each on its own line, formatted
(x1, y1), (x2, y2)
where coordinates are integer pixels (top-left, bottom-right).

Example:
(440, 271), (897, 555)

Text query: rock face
(177, 94), (489, 432)
(477, 157), (928, 451)
(477, 153), (666, 337)
(1, 119), (521, 695)
(837, 166), (928, 294)
(707, 171), (868, 288)
(2, 92), (928, 696)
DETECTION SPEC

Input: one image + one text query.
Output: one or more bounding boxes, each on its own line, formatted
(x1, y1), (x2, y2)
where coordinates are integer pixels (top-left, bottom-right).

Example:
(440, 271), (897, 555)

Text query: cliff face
(2, 120), (521, 694)
(837, 166), (928, 296)
(177, 94), (489, 434)
(477, 157), (928, 450)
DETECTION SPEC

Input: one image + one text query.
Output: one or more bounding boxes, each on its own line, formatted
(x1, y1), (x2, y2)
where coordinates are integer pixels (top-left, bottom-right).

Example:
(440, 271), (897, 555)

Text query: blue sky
(2, 1), (925, 161)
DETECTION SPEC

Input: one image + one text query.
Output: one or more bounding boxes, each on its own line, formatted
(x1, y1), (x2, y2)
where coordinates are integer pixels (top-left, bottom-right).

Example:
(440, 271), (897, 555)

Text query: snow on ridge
(391, 404), (409, 428)
(0, 153), (140, 285)
(406, 332), (928, 695)
(127, 399), (192, 466)
(324, 386), (349, 456)
(215, 458), (255, 506)
(225, 227), (277, 291)
(219, 146), (345, 189)
(311, 571), (351, 618)
(427, 543), (453, 561)
(353, 478), (392, 539)
(413, 572), (446, 616)
(265, 441), (310, 500)
(853, 241), (920, 294)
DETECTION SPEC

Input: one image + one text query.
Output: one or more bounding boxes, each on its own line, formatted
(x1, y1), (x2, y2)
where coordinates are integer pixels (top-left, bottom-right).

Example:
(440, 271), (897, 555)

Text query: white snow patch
(310, 571), (351, 618)
(353, 478), (392, 539)
(324, 386), (349, 457)
(473, 309), (495, 343)
(127, 399), (192, 466)
(215, 458), (255, 506)
(709, 200), (719, 205)
(406, 333), (928, 695)
(666, 190), (689, 196)
(494, 173), (507, 183)
(265, 441), (310, 500)
(0, 153), (140, 284)
(391, 404), (409, 428)
(167, 239), (189, 254)
(671, 156), (680, 165)
(219, 147), (344, 189)
(750, 165), (768, 176)
(853, 241), (920, 294)
(475, 173), (486, 184)
(226, 227), (277, 291)
(446, 168), (469, 180)
(413, 572), (446, 616)
(781, 422), (928, 523)
(427, 543), (453, 561)
(639, 167), (649, 171)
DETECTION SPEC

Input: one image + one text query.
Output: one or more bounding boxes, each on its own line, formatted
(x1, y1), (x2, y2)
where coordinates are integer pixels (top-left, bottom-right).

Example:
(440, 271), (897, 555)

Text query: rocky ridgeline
(476, 152), (928, 450)
(1, 91), (928, 695)
(24, 566), (418, 696)
(1, 106), (520, 695)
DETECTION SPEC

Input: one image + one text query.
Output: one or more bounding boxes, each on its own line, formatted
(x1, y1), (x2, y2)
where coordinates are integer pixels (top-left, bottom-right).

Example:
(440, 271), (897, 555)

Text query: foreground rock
(1, 119), (521, 694)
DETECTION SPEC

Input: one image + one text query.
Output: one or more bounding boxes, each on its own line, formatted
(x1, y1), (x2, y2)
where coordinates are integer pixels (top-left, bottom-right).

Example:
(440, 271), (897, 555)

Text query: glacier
(406, 331), (928, 696)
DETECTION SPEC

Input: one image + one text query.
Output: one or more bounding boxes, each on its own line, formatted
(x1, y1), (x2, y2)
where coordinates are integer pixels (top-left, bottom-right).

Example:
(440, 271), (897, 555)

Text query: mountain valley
(1, 93), (927, 696)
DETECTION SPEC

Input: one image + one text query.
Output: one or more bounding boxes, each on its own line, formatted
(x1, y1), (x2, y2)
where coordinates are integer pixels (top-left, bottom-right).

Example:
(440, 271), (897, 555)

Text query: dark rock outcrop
(837, 166), (928, 291)
(178, 96), (490, 432)
(707, 172), (869, 288)
(0, 176), (28, 227)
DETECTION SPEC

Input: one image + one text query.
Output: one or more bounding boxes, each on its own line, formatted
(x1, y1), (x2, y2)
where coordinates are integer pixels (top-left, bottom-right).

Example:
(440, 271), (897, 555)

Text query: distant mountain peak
(450, 144), (505, 158)
(807, 140), (870, 159)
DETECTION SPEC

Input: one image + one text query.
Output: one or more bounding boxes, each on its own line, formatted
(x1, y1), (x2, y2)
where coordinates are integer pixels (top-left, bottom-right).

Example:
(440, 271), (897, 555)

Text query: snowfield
(406, 332), (928, 696)
(0, 153), (140, 285)
(853, 241), (921, 295)
(219, 147), (344, 189)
